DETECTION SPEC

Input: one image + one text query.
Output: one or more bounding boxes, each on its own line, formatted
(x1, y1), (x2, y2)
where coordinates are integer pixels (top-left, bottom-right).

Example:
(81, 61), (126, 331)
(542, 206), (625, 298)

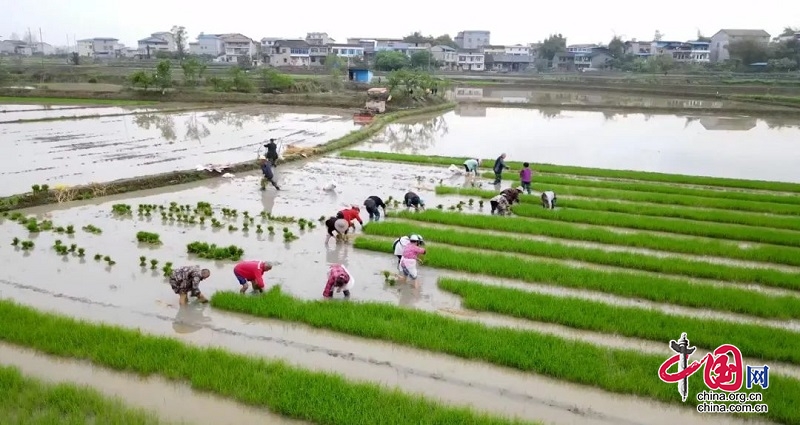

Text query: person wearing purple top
(519, 162), (533, 194)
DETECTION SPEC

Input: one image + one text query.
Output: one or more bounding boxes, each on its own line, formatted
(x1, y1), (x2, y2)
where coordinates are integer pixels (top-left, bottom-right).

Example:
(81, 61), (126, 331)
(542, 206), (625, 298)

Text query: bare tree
(171, 26), (187, 61)
(24, 29), (38, 44)
(654, 30), (664, 41)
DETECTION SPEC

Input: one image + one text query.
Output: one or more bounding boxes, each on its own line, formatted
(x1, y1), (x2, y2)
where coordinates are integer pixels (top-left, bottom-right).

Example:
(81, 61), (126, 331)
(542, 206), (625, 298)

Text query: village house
(189, 33), (224, 57)
(267, 39), (311, 67)
(218, 33), (257, 63)
(430, 45), (457, 69)
(710, 29), (770, 62)
(0, 39), (32, 55)
(77, 37), (118, 58)
(457, 49), (485, 71)
(485, 53), (535, 72)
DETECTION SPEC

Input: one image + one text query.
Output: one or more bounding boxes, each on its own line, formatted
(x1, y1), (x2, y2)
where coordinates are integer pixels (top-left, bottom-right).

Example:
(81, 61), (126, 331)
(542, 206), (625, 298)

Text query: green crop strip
(388, 210), (800, 267)
(362, 221), (800, 291)
(438, 278), (800, 364)
(0, 299), (528, 425)
(509, 203), (800, 249)
(353, 235), (800, 320)
(0, 365), (164, 424)
(209, 288), (800, 425)
(435, 186), (800, 219)
(337, 150), (800, 193)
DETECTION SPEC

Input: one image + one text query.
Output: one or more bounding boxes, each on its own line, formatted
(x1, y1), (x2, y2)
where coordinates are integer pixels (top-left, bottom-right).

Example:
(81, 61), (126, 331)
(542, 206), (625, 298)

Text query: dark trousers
(267, 156), (278, 167)
(493, 171), (502, 184)
(490, 200), (499, 214)
(521, 182), (531, 194)
(366, 206), (380, 220)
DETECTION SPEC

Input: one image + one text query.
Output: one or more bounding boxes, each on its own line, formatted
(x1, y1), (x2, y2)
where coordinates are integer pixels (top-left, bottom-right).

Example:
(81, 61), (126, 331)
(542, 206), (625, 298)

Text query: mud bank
(0, 103), (455, 211)
(0, 343), (303, 425)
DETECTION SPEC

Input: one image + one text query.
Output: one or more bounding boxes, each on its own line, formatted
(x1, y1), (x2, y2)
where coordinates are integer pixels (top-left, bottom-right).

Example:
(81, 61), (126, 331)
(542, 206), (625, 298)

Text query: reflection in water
(325, 243), (350, 266)
(260, 191), (277, 215)
(134, 113), (177, 141)
(374, 116), (449, 153)
(184, 113), (211, 142)
(699, 117), (757, 131)
(205, 110), (256, 129)
(396, 284), (421, 307)
(134, 109), (283, 143)
(172, 304), (211, 334)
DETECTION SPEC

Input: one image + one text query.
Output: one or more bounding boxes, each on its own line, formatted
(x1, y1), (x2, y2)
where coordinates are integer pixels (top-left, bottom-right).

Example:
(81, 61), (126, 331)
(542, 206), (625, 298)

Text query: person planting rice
(500, 187), (524, 205)
(169, 266), (211, 305)
(325, 216), (351, 244)
(363, 195), (386, 221)
(393, 234), (424, 265)
(492, 153), (510, 185)
(337, 206), (363, 230)
(259, 158), (281, 191)
(403, 191), (426, 211)
(398, 234), (426, 286)
(519, 162), (533, 194)
(490, 193), (511, 215)
(264, 138), (279, 167)
(541, 190), (557, 209)
(463, 158), (481, 176)
(323, 263), (354, 299)
(233, 260), (273, 294)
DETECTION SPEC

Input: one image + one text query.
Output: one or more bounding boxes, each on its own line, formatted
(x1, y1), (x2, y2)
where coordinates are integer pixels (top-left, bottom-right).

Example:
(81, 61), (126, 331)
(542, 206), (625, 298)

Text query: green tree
(608, 36), (625, 58)
(374, 51), (410, 71)
(0, 59), (9, 86)
(539, 34), (566, 61)
(129, 71), (154, 90)
(171, 26), (188, 61)
(153, 60), (173, 89)
(323, 54), (345, 70)
(181, 57), (202, 86)
(768, 57), (797, 71)
(781, 27), (799, 37)
(772, 39), (800, 68)
(260, 68), (294, 92)
(229, 66), (254, 93)
(433, 34), (458, 49)
(653, 54), (675, 74)
(410, 50), (435, 69)
(727, 39), (770, 65)
(403, 32), (434, 44)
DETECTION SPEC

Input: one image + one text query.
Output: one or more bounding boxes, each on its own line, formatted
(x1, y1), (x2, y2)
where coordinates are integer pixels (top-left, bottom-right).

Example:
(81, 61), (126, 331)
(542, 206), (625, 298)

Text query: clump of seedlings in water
(104, 256), (116, 266)
(298, 219), (308, 231)
(20, 240), (34, 251)
(211, 219), (223, 229)
(25, 220), (40, 233)
(65, 225), (75, 234)
(242, 222), (249, 232)
(9, 212), (24, 221)
(196, 202), (213, 217)
(228, 224), (238, 232)
(139, 256), (147, 267)
(267, 226), (275, 235)
(150, 259), (159, 269)
(11, 237), (20, 246)
(283, 230), (299, 242)
(162, 262), (174, 277)
(94, 254), (102, 261)
(112, 204), (133, 215)
(318, 215), (325, 222)
(82, 224), (102, 234)
(199, 216), (206, 225)
(478, 200), (484, 208)
(136, 231), (162, 245)
(468, 199), (474, 206)
(186, 241), (244, 261)
(436, 204), (444, 210)
(255, 224), (264, 234)
(69, 244), (77, 253)
(77, 248), (85, 257)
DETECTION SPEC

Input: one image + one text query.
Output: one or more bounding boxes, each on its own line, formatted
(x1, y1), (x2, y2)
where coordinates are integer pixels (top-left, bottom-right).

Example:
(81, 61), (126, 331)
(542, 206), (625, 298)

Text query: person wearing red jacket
(233, 260), (273, 294)
(336, 206), (363, 230)
(323, 264), (353, 299)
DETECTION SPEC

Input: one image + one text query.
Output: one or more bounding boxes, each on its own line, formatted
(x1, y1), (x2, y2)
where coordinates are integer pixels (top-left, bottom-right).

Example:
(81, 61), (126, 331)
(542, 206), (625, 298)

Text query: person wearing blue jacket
(493, 153), (510, 185)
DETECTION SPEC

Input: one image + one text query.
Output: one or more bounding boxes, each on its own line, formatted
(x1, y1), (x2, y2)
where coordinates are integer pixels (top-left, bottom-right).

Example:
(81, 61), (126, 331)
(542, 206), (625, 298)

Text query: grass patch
(437, 185), (800, 217)
(0, 96), (155, 106)
(438, 278), (800, 364)
(354, 234), (800, 320)
(0, 364), (164, 424)
(362, 221), (800, 290)
(338, 150), (800, 193)
(209, 288), (800, 425)
(509, 203), (800, 248)
(0, 299), (526, 425)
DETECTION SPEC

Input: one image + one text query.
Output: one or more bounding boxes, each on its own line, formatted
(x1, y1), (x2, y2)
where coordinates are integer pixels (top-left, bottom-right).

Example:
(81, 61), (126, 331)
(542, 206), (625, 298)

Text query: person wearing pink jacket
(233, 260), (273, 294)
(323, 264), (353, 299)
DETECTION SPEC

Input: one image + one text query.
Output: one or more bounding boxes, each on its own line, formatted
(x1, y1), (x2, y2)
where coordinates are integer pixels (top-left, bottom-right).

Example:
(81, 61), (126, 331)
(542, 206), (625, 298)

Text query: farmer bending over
(233, 260), (273, 294)
(403, 191), (426, 211)
(398, 235), (426, 286)
(264, 138), (279, 167)
(169, 266), (211, 305)
(363, 195), (386, 221)
(463, 158), (481, 176)
(325, 216), (350, 244)
(541, 191), (557, 209)
(500, 187), (524, 205)
(259, 158), (281, 191)
(323, 264), (354, 299)
(490, 193), (511, 215)
(337, 206), (363, 230)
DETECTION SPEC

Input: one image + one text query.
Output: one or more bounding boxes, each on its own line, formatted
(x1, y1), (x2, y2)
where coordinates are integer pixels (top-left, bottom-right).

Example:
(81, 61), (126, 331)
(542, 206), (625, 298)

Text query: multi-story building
(455, 30), (490, 49)
(189, 33), (224, 57)
(430, 45), (457, 69)
(219, 33), (257, 63)
(306, 32), (334, 46)
(267, 40), (311, 67)
(653, 41), (710, 62)
(137, 31), (176, 55)
(457, 49), (485, 71)
(710, 29), (770, 62)
(77, 37), (119, 58)
(624, 40), (654, 57)
(553, 46), (612, 70)
(0, 40), (32, 55)
(329, 44), (365, 59)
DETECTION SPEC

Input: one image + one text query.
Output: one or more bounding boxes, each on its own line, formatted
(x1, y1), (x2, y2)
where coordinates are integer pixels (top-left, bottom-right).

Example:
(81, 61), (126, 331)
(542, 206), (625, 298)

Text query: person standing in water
(398, 235), (426, 287)
(403, 191), (426, 211)
(519, 162), (533, 194)
(323, 264), (353, 299)
(493, 153), (510, 185)
(259, 158), (281, 191)
(169, 266), (211, 305)
(264, 139), (279, 167)
(233, 260), (273, 294)
(325, 216), (350, 244)
(463, 158), (481, 176)
(363, 195), (386, 221)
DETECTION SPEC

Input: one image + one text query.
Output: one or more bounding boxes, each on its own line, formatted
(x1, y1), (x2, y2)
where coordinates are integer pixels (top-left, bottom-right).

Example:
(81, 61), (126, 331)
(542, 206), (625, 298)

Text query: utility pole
(39, 28), (45, 81)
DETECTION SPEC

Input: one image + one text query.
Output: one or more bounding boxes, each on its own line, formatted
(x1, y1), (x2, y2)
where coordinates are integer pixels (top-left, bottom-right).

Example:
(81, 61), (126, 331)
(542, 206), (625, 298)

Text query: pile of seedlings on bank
(186, 241), (244, 261)
(135, 231), (162, 245)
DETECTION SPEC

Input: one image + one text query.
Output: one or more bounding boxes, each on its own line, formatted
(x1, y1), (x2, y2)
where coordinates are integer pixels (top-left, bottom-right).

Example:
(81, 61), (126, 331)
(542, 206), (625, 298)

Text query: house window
(283, 58), (287, 63)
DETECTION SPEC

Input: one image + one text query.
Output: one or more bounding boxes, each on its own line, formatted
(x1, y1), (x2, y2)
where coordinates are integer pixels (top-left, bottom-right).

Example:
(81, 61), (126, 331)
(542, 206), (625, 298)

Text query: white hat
(409, 234), (423, 242)
(516, 186), (524, 191)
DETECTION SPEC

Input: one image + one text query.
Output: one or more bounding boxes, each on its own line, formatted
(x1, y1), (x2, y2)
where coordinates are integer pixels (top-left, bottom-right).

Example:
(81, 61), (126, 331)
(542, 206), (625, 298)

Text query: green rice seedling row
(390, 210), (800, 267)
(0, 299), (526, 425)
(354, 235), (800, 320)
(0, 365), (164, 424)
(436, 186), (800, 230)
(362, 221), (800, 290)
(510, 203), (800, 248)
(437, 278), (800, 364)
(209, 288), (800, 425)
(337, 150), (800, 193)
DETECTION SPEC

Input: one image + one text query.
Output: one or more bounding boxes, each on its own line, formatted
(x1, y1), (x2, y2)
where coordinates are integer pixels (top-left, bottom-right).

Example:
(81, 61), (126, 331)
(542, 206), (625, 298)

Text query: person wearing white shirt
(541, 191), (557, 209)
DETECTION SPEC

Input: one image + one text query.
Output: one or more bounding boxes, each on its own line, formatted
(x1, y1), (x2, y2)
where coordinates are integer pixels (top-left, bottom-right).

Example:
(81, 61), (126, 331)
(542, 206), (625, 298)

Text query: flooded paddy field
(0, 104), (358, 196)
(357, 106), (800, 183)
(0, 151), (795, 425)
(0, 104), (167, 123)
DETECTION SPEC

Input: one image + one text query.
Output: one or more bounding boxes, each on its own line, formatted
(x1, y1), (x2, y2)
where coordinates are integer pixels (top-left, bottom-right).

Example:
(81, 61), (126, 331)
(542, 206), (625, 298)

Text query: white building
(219, 33), (257, 63)
(431, 45), (457, 69)
(77, 37), (118, 58)
(31, 42), (55, 55)
(710, 29), (771, 62)
(457, 50), (485, 71)
(505, 44), (529, 55)
(137, 31), (176, 55)
(0, 40), (32, 55)
(189, 33), (224, 57)
(329, 44), (364, 59)
(455, 30), (491, 49)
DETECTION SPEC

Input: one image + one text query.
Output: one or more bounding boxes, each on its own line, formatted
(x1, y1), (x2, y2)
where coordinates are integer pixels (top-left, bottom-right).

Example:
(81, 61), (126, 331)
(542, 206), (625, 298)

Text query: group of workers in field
(167, 145), (557, 305)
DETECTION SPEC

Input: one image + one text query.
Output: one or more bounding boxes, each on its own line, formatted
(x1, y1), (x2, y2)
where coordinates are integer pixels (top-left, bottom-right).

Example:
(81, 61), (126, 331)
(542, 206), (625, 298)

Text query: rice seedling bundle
(389, 210), (800, 267)
(0, 299), (525, 425)
(362, 221), (800, 290)
(354, 235), (800, 320)
(209, 288), (800, 425)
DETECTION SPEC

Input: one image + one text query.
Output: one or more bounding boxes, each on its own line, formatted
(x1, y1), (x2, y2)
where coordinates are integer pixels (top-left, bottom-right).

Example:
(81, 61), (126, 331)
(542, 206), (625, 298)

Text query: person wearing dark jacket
(403, 191), (426, 211)
(264, 139), (279, 167)
(493, 153), (510, 185)
(363, 195), (386, 221)
(500, 187), (523, 205)
(259, 159), (280, 191)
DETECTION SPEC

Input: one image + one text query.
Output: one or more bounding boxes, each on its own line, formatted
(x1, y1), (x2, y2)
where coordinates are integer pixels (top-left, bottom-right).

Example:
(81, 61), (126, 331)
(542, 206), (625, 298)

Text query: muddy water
(0, 105), (358, 196)
(0, 158), (780, 425)
(355, 108), (800, 183)
(0, 105), (162, 123)
(0, 343), (304, 425)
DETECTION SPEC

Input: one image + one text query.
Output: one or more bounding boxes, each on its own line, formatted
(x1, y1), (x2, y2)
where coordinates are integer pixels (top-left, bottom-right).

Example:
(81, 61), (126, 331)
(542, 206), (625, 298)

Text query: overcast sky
(2, 0), (796, 47)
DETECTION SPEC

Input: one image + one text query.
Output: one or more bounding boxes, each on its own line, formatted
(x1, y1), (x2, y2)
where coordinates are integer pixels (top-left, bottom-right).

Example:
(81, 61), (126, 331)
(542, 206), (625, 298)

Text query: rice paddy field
(1, 99), (799, 425)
